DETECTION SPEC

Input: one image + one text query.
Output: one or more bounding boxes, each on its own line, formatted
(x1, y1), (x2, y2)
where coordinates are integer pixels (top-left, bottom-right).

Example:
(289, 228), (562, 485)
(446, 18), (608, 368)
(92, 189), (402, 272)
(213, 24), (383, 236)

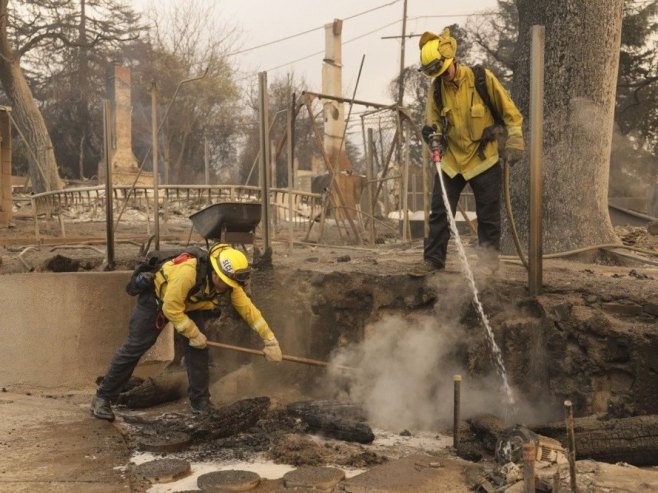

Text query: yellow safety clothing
(425, 64), (524, 180)
(154, 256), (274, 341)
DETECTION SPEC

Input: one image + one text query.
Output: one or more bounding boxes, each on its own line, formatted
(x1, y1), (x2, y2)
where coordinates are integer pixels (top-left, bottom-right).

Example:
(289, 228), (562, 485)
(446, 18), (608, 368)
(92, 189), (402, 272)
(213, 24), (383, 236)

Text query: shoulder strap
(150, 247), (211, 300)
(432, 76), (443, 114)
(472, 65), (503, 126)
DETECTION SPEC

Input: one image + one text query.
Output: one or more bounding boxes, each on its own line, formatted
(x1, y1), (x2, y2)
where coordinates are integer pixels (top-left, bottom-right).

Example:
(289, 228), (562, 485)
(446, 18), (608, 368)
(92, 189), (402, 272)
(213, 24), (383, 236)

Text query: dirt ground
(2, 209), (658, 492)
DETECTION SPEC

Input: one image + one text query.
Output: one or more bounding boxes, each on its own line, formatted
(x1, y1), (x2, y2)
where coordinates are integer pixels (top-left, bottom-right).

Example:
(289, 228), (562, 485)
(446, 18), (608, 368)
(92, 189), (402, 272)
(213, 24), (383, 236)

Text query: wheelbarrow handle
(205, 340), (354, 371)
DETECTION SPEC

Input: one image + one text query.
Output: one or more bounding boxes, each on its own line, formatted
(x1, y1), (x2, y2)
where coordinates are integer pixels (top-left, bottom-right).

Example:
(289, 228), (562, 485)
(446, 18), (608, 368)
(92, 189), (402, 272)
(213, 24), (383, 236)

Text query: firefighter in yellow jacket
(418, 28), (524, 273)
(91, 244), (282, 421)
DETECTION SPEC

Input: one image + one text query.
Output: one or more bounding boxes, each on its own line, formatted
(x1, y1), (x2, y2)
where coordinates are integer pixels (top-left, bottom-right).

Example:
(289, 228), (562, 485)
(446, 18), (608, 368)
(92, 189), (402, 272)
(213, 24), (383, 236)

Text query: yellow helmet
(418, 28), (456, 78)
(209, 243), (251, 288)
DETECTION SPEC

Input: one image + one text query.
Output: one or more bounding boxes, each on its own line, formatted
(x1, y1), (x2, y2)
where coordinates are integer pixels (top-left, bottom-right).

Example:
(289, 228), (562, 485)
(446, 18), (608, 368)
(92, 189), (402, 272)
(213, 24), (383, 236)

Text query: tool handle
(205, 340), (353, 371)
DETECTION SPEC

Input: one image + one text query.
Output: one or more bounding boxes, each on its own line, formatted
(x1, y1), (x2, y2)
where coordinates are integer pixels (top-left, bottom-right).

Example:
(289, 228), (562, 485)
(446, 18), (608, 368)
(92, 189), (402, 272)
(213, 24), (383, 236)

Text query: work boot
(90, 395), (115, 422)
(190, 398), (215, 414)
(409, 259), (445, 277)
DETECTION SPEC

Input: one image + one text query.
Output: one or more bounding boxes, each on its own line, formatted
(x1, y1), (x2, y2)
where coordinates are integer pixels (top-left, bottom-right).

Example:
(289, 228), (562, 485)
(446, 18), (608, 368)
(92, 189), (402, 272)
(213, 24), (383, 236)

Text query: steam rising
(329, 277), (558, 431)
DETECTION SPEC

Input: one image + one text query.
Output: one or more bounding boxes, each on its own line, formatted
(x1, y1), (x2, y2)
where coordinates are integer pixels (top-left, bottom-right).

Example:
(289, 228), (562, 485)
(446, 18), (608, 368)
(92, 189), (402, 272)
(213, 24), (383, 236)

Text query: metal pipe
(102, 100), (115, 270)
(258, 72), (272, 251)
(151, 82), (160, 250)
(366, 128), (376, 244)
(301, 90), (389, 110)
(453, 374), (461, 449)
(522, 441), (536, 493)
(287, 94), (295, 250)
(564, 400), (578, 492)
(528, 25), (545, 296)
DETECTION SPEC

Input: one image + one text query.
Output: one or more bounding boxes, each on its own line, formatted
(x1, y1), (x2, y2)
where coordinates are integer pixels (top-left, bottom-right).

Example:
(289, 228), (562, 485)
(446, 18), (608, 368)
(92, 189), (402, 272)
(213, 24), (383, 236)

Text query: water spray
(428, 133), (515, 406)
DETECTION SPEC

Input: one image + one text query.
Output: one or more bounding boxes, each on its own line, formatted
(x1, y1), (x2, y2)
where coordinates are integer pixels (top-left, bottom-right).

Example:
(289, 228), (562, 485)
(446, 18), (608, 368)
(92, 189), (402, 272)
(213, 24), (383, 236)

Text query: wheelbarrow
(189, 202), (261, 247)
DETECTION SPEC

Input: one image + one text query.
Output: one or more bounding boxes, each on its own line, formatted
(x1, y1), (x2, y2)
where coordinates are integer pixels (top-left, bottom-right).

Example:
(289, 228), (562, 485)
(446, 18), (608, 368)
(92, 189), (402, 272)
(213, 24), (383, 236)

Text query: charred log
(532, 415), (658, 466)
(191, 397), (271, 441)
(287, 400), (374, 444)
(116, 373), (186, 409)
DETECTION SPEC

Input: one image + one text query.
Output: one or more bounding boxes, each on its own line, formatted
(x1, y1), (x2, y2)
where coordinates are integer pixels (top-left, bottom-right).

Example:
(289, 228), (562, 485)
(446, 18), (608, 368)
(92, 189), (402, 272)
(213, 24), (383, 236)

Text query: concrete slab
(339, 454), (471, 493)
(0, 392), (130, 492)
(0, 272), (173, 390)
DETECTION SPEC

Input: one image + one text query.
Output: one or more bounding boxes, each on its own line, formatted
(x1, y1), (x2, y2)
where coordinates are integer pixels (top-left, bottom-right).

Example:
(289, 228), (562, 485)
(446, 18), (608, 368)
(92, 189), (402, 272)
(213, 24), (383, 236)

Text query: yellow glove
(187, 327), (208, 349)
(263, 337), (282, 362)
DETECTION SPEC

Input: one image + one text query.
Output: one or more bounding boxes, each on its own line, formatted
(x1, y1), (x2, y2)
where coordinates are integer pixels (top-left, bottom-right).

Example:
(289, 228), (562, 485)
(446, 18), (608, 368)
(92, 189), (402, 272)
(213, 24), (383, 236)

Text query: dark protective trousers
(424, 163), (502, 267)
(96, 291), (210, 406)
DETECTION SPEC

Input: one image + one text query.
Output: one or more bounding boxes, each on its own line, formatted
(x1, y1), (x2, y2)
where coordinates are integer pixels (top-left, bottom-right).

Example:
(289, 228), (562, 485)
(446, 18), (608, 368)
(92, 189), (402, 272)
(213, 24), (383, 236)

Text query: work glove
(188, 331), (208, 350)
(421, 124), (437, 144)
(505, 148), (523, 167)
(505, 135), (524, 167)
(263, 336), (283, 362)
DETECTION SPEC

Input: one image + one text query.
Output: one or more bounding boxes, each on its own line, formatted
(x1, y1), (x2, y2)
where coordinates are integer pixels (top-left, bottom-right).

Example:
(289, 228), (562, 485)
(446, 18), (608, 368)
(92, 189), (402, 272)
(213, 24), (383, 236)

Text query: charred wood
(532, 414), (658, 466)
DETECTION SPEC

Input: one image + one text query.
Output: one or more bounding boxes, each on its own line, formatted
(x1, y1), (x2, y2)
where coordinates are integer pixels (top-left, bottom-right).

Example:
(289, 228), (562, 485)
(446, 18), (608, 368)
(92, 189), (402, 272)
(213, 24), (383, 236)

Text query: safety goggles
(221, 265), (251, 285)
(419, 58), (444, 77)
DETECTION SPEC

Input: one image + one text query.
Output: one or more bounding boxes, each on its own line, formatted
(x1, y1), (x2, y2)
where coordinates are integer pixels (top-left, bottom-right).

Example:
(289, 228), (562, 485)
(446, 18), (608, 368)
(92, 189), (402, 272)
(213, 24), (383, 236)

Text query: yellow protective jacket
(425, 64), (524, 180)
(153, 257), (274, 341)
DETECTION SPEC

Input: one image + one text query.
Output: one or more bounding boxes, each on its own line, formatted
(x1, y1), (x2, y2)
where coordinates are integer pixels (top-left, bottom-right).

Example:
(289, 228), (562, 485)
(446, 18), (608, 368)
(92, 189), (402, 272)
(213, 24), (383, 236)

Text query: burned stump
(197, 470), (261, 492)
(133, 458), (191, 483)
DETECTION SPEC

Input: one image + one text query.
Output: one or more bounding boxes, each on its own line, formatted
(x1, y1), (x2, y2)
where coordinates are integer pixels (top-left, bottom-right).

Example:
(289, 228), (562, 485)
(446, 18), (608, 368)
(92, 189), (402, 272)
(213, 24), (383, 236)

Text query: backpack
(126, 246), (210, 298)
(432, 64), (507, 159)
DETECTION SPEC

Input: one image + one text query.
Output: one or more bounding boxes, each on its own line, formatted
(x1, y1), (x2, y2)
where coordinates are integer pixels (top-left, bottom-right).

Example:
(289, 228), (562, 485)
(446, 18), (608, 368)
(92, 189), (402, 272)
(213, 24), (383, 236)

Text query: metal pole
(453, 374), (461, 449)
(528, 25), (545, 296)
(366, 128), (376, 245)
(258, 72), (272, 251)
(423, 147), (430, 238)
(397, 0), (408, 107)
(102, 100), (114, 270)
(564, 400), (578, 492)
(204, 133), (210, 187)
(287, 94), (295, 251)
(522, 441), (536, 493)
(151, 81), (160, 250)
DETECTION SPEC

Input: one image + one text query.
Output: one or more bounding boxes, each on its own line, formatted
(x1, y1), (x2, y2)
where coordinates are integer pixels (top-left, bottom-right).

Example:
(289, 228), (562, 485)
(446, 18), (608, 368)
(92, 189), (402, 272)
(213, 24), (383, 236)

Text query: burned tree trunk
(0, 0), (63, 193)
(532, 415), (658, 466)
(503, 1), (623, 254)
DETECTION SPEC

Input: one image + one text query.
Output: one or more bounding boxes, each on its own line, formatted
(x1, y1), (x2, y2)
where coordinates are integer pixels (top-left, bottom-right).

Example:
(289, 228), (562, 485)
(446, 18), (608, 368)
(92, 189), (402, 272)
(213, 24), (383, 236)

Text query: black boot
(190, 398), (215, 414)
(90, 395), (115, 421)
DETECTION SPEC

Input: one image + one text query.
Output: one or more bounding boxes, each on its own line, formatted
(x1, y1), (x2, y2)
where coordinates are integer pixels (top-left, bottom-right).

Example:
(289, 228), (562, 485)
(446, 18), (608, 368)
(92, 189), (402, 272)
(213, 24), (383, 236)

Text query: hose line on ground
(502, 160), (528, 270)
(501, 160), (658, 267)
(501, 243), (658, 266)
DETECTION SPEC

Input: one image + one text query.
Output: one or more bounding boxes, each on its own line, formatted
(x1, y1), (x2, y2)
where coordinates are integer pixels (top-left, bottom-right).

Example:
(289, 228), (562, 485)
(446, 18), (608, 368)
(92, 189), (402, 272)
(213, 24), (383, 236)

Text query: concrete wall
(0, 272), (173, 390)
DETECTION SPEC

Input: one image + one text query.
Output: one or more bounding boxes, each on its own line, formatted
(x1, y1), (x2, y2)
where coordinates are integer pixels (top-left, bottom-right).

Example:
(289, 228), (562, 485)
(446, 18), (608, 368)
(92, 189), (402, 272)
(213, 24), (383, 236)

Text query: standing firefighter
(91, 244), (283, 421)
(417, 28), (524, 273)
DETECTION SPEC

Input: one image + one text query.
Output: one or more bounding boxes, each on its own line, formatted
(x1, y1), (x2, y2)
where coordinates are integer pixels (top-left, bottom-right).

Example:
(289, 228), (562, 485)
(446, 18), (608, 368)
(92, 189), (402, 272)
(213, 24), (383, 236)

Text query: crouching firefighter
(91, 243), (283, 421)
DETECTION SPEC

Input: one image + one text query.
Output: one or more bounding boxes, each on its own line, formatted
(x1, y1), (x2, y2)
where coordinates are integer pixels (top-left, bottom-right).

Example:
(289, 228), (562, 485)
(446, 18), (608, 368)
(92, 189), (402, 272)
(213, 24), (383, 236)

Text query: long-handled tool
(206, 340), (355, 371)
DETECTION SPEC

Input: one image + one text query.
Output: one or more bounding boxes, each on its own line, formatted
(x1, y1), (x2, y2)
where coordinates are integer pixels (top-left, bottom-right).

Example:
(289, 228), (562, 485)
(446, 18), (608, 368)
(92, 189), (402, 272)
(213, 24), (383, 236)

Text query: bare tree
(0, 0), (141, 191)
(505, 0), (624, 253)
(0, 0), (64, 191)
